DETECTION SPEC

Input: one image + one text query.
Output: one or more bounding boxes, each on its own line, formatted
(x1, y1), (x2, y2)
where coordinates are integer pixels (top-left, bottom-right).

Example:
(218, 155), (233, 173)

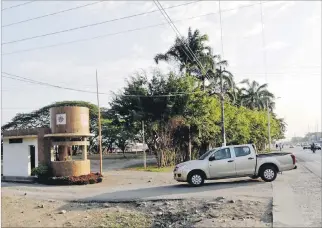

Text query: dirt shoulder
(2, 195), (272, 227)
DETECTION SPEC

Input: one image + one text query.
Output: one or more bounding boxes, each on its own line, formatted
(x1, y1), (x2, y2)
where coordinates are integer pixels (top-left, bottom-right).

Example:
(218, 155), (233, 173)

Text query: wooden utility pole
(96, 70), (103, 174)
(220, 66), (226, 147)
(142, 120), (146, 169)
(267, 99), (271, 152)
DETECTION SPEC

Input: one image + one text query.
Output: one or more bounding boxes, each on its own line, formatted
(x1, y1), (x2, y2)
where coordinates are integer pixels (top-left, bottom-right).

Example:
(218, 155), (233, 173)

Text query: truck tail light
(291, 154), (296, 165)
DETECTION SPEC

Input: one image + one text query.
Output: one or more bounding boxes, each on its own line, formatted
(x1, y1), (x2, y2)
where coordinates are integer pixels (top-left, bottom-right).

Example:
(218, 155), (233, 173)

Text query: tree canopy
(2, 27), (286, 167)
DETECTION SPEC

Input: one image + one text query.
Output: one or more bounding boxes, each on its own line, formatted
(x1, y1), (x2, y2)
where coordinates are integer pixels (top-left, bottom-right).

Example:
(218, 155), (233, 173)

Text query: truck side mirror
(209, 156), (216, 161)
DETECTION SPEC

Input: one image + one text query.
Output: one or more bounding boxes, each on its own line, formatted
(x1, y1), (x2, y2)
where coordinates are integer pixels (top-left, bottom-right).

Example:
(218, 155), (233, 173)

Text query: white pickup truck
(173, 144), (297, 187)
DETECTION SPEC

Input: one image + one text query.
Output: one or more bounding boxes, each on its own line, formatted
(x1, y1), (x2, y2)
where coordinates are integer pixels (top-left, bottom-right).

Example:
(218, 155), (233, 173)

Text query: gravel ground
(1, 195), (272, 227)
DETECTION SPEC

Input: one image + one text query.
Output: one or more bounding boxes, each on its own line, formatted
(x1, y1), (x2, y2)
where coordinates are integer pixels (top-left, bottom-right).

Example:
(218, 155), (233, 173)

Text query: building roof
(2, 127), (51, 137)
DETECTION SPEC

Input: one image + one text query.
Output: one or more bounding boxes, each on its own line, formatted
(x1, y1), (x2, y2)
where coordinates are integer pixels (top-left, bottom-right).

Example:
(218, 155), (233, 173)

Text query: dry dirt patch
(2, 195), (272, 227)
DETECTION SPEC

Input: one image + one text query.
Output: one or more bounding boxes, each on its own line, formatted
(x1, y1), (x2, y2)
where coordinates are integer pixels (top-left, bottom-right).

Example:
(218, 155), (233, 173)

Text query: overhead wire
(2, 1), (272, 56)
(260, 1), (268, 83)
(218, 0), (225, 60)
(2, 72), (199, 97)
(154, 0), (205, 72)
(2, 1), (103, 27)
(2, 0), (35, 11)
(2, 1), (202, 45)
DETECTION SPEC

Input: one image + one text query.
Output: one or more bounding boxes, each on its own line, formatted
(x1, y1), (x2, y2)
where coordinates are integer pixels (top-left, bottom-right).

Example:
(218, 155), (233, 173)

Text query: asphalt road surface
(271, 146), (321, 227)
(291, 146), (321, 178)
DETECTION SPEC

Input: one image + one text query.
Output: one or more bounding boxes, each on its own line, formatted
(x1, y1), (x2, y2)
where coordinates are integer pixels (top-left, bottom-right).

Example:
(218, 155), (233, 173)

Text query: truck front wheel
(260, 165), (277, 182)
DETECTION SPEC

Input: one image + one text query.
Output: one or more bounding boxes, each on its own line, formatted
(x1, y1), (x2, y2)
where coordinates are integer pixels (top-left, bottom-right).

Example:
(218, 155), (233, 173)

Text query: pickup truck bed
(257, 152), (291, 157)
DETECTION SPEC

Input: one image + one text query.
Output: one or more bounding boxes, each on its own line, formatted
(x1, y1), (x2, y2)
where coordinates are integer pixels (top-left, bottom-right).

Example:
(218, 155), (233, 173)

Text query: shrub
(31, 164), (50, 177)
(38, 172), (103, 186)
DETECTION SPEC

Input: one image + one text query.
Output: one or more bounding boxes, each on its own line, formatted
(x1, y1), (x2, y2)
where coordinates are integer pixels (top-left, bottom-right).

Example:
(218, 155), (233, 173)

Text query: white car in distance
(173, 144), (297, 187)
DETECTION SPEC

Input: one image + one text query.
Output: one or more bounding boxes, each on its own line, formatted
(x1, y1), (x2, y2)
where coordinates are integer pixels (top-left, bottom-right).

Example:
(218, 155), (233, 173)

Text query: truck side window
(211, 148), (231, 160)
(235, 146), (251, 157)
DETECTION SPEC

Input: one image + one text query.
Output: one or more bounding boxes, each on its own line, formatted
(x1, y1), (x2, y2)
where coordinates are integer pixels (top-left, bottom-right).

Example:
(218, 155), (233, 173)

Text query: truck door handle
(248, 157), (254, 160)
(227, 160), (234, 163)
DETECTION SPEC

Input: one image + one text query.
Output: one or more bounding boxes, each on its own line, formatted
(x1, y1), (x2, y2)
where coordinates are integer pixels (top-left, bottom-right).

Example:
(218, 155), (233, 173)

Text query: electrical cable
(2, 1), (201, 45)
(2, 1), (35, 11)
(2, 72), (199, 97)
(2, 1), (103, 27)
(2, 1), (271, 56)
(154, 0), (205, 72)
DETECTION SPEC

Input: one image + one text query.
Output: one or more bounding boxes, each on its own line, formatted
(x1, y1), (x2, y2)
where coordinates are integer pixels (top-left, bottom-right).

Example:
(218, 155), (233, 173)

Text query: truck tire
(260, 165), (277, 182)
(188, 171), (205, 187)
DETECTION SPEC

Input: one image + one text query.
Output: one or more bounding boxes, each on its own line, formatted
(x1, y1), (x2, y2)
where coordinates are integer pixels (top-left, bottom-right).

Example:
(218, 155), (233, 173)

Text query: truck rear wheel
(260, 165), (277, 182)
(188, 171), (205, 187)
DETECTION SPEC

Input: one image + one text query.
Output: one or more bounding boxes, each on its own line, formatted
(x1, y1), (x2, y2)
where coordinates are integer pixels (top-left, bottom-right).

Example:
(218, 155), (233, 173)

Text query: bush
(31, 165), (50, 177)
(37, 172), (103, 186)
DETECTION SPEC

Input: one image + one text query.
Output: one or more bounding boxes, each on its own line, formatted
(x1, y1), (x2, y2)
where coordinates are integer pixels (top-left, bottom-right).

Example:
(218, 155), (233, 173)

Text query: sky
(1, 0), (321, 140)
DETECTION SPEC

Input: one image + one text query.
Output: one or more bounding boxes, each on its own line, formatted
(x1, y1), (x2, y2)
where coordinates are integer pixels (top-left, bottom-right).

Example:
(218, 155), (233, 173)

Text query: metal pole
(220, 66), (226, 146)
(96, 70), (103, 174)
(267, 99), (271, 152)
(142, 120), (146, 169)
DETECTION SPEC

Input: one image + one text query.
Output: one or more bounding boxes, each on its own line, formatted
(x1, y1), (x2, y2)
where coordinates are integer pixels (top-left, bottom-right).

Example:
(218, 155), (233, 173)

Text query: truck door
(233, 145), (256, 176)
(208, 147), (236, 178)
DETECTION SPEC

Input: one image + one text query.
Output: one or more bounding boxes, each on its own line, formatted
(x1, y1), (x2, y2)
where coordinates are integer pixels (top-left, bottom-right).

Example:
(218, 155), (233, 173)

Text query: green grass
(127, 165), (174, 172)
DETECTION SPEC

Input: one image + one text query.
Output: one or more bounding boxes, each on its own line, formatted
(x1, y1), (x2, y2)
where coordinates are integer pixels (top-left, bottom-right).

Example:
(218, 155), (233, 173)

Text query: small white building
(3, 135), (38, 177)
(2, 128), (51, 178)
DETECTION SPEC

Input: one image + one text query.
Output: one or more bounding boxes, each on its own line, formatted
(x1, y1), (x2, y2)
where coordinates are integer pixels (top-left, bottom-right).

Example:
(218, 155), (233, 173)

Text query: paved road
(90, 156), (156, 173)
(291, 147), (321, 178)
(272, 147), (321, 227)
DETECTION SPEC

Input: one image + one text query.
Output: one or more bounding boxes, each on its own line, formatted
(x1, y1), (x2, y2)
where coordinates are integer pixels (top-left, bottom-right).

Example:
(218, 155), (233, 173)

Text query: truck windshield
(199, 148), (219, 160)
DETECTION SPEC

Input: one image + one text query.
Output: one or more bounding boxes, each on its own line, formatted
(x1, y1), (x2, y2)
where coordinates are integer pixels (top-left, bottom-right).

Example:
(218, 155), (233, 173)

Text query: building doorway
(29, 145), (35, 170)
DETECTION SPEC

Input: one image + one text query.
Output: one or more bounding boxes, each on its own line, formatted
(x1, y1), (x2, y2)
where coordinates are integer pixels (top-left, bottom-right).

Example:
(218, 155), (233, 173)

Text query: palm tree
(154, 27), (211, 74)
(239, 79), (275, 110)
(198, 54), (234, 146)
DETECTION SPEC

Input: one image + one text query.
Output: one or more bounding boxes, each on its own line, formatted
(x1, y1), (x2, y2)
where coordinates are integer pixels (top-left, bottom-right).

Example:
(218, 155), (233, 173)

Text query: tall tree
(239, 79), (275, 110)
(154, 27), (211, 73)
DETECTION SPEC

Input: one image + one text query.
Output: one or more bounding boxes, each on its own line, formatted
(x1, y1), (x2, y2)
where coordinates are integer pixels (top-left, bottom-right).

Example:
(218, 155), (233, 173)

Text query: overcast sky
(1, 1), (321, 140)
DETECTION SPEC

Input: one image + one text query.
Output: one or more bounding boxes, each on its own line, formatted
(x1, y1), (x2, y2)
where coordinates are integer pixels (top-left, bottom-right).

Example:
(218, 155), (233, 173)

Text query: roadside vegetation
(2, 27), (285, 168)
(127, 165), (174, 172)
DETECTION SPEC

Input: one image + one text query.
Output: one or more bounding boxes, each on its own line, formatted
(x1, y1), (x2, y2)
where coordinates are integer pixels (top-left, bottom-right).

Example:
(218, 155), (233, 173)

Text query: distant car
(304, 143), (321, 150)
(290, 145), (294, 148)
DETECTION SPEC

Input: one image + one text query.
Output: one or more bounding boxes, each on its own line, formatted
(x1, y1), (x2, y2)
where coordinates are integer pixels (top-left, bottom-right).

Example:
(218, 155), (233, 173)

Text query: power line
(2, 72), (199, 97)
(260, 1), (268, 83)
(218, 0), (225, 59)
(2, 1), (103, 27)
(2, 1), (35, 11)
(2, 1), (271, 56)
(154, 0), (205, 72)
(2, 1), (201, 45)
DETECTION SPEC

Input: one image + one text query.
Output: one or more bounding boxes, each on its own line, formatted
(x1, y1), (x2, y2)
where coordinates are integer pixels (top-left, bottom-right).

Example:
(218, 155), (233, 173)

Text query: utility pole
(267, 99), (271, 151)
(220, 66), (226, 146)
(96, 70), (103, 174)
(142, 120), (146, 169)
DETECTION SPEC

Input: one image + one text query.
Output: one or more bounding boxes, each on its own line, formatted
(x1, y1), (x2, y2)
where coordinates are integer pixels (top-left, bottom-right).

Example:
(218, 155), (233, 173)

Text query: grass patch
(101, 211), (152, 228)
(128, 165), (174, 172)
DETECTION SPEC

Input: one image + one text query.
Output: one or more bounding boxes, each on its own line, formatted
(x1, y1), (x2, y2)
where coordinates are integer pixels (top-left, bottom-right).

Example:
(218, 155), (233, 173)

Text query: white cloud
(243, 22), (263, 37)
(264, 41), (290, 51)
(267, 1), (295, 19)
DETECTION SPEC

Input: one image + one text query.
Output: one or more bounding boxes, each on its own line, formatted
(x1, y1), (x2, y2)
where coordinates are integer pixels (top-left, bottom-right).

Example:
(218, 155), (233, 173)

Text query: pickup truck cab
(173, 144), (296, 187)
